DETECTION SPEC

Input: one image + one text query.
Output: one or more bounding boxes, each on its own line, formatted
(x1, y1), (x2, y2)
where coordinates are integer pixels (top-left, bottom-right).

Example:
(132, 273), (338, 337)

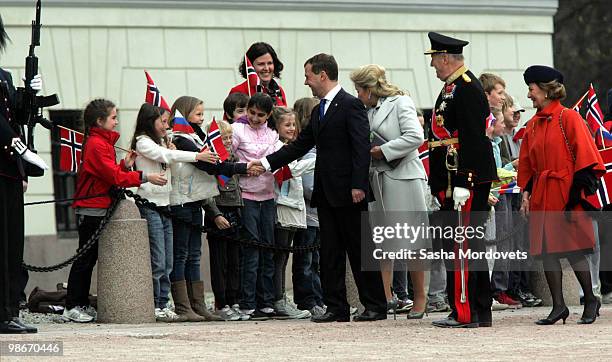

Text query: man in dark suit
(258, 53), (387, 322)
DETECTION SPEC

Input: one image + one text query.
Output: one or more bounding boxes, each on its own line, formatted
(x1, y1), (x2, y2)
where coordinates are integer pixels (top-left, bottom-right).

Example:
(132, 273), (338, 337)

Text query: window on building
(50, 110), (83, 236)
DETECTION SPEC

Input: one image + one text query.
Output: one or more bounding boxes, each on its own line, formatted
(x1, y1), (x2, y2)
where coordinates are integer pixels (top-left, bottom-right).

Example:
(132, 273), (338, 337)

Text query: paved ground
(1, 306), (611, 361)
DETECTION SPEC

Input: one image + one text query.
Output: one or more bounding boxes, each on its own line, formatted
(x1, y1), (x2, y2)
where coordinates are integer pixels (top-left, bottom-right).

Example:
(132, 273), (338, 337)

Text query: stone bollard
(530, 259), (581, 306)
(97, 199), (155, 323)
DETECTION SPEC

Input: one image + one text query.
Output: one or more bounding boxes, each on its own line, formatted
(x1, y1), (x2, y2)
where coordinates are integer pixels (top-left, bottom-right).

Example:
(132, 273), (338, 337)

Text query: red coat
(229, 80), (288, 107)
(73, 127), (142, 209)
(518, 100), (605, 255)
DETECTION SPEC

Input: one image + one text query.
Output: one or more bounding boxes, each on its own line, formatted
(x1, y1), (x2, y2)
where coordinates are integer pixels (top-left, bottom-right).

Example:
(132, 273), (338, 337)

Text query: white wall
(1, 4), (555, 236)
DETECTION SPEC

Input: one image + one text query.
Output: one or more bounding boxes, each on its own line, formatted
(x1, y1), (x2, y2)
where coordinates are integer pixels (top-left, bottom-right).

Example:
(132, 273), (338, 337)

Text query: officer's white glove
(11, 138), (49, 170)
(453, 186), (470, 210)
(22, 74), (43, 92)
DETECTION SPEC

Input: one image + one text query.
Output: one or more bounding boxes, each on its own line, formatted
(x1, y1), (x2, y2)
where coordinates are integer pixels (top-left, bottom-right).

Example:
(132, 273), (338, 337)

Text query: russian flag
(217, 174), (230, 187)
(172, 110), (194, 134)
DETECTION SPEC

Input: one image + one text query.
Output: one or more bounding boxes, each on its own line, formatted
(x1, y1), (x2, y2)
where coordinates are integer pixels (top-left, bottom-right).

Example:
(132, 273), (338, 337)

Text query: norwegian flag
(418, 141), (429, 176)
(145, 71), (171, 112)
(585, 84), (605, 133)
(245, 55), (261, 97)
(273, 165), (293, 187)
(59, 127), (83, 173)
(205, 117), (229, 162)
(586, 148), (612, 209)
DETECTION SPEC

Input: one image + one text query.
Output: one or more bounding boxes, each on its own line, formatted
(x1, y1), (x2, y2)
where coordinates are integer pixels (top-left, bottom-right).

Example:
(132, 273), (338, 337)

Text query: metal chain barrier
(22, 189), (123, 272)
(22, 187), (612, 272)
(123, 189), (321, 254)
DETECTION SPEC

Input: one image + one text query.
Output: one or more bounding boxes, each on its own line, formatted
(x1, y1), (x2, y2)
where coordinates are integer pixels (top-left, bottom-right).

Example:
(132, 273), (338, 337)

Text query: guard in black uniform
(424, 32), (497, 328)
(0, 15), (47, 334)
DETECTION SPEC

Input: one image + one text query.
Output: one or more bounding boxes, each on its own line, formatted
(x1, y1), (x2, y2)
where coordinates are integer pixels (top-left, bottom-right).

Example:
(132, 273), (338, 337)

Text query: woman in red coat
(229, 42), (287, 107)
(518, 66), (605, 325)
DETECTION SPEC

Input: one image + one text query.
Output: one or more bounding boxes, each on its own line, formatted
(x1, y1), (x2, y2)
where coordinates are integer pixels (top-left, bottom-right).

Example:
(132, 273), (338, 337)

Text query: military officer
(425, 32), (498, 328)
(1, 15), (46, 334)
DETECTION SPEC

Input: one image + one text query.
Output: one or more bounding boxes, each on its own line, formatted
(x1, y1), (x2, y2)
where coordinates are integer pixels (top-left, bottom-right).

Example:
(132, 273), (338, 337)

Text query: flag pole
(571, 89), (588, 111)
(57, 124), (132, 153)
(245, 55), (252, 97)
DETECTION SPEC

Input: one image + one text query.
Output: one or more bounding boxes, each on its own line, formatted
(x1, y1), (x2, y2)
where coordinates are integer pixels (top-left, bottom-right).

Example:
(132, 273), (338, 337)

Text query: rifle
(15, 0), (60, 175)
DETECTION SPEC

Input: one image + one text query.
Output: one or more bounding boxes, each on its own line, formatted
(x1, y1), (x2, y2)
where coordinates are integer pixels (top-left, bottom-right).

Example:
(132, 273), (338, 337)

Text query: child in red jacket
(63, 99), (166, 323)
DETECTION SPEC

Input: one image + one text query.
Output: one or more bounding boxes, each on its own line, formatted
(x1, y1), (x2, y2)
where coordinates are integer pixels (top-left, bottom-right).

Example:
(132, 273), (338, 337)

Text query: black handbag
(370, 130), (402, 169)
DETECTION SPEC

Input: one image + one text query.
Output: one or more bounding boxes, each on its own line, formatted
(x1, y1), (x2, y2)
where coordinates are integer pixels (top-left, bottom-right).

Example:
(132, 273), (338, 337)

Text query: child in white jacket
(129, 103), (216, 322)
(270, 107), (315, 319)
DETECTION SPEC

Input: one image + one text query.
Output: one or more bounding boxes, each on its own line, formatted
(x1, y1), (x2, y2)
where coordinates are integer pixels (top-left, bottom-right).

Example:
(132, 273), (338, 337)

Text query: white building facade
(2, 0), (558, 237)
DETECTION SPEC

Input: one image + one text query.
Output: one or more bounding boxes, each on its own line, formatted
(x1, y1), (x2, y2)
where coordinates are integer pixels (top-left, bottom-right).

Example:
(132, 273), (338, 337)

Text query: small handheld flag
(418, 141), (429, 176)
(145, 71), (171, 112)
(273, 165), (293, 187)
(59, 127), (83, 173)
(586, 148), (612, 208)
(172, 110), (194, 134)
(206, 117), (229, 162)
(245, 55), (261, 97)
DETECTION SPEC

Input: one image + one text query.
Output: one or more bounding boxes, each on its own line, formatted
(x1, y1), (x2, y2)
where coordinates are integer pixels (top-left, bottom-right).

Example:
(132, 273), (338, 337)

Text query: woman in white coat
(351, 65), (431, 319)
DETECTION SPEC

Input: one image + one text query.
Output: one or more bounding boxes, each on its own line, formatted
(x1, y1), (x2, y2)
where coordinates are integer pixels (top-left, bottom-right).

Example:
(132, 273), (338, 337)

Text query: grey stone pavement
(1, 305), (611, 361)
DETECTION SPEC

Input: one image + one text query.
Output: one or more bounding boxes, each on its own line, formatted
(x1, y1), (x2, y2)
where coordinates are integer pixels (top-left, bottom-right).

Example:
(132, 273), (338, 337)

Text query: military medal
(436, 114), (445, 126)
(439, 101), (447, 111)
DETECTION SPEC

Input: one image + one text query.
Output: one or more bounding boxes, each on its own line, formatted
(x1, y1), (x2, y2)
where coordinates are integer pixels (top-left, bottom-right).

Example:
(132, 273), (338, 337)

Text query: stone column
(97, 199), (155, 323)
(530, 259), (581, 306)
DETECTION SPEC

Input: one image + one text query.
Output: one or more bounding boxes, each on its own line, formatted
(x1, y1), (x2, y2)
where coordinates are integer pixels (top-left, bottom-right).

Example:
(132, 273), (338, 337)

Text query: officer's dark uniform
(1, 17), (37, 334)
(424, 32), (497, 328)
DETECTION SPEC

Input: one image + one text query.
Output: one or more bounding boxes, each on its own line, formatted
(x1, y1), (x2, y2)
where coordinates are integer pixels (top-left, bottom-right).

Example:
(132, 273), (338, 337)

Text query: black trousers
(438, 183), (493, 323)
(65, 215), (103, 310)
(317, 203), (386, 317)
(0, 177), (24, 322)
(206, 206), (242, 309)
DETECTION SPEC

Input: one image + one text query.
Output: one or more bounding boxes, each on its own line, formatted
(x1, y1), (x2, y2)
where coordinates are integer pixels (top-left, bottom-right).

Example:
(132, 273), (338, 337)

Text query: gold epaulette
(462, 73), (471, 82)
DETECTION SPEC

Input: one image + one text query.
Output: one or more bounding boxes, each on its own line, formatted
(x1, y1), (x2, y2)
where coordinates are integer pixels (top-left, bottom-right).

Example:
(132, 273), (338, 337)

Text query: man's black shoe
(12, 318), (37, 333)
(353, 310), (387, 322)
(311, 312), (349, 323)
(432, 316), (479, 328)
(0, 320), (28, 334)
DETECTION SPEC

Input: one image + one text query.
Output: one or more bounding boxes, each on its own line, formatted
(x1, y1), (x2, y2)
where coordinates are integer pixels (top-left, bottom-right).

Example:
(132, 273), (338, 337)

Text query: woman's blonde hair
(350, 64), (406, 98)
(537, 80), (567, 101)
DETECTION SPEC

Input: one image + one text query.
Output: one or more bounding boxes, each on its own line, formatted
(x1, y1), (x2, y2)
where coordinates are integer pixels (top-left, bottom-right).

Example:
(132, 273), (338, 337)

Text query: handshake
(246, 159), (265, 177)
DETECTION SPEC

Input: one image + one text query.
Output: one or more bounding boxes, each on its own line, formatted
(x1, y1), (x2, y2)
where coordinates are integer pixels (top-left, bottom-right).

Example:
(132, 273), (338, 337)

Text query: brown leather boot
(170, 280), (204, 322)
(187, 281), (223, 321)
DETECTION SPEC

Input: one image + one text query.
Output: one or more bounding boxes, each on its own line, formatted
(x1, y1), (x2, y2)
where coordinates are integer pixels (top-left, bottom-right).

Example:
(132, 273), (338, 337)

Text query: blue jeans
(170, 202), (202, 282)
(139, 205), (173, 309)
(292, 226), (324, 310)
(240, 199), (276, 310)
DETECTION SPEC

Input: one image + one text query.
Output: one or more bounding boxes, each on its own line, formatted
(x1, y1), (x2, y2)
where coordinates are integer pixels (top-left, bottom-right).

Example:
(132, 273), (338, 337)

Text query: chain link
(22, 187), (612, 273)
(123, 189), (320, 254)
(22, 189), (123, 272)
